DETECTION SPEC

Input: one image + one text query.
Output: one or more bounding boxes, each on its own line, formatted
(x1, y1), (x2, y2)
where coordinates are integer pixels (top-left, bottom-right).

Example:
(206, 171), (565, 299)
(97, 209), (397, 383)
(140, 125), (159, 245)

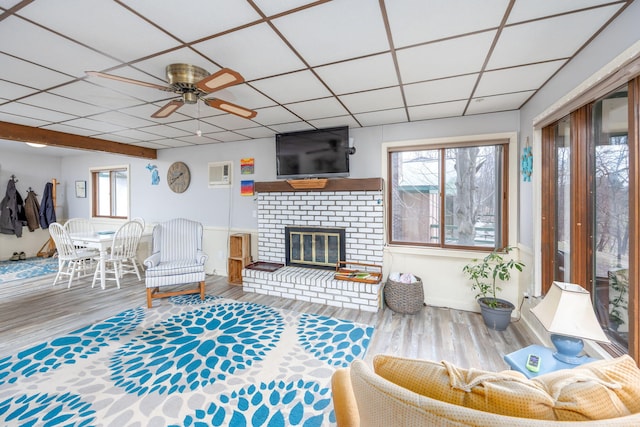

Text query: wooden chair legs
(146, 281), (206, 308)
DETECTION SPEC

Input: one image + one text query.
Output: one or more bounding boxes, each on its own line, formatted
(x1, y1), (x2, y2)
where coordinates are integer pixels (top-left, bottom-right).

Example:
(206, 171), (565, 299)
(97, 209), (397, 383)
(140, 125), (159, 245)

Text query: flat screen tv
(275, 126), (350, 179)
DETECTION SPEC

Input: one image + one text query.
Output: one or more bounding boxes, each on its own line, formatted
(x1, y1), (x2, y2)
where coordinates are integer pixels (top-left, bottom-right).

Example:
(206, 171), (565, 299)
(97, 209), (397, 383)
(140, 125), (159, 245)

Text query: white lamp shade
(530, 281), (610, 343)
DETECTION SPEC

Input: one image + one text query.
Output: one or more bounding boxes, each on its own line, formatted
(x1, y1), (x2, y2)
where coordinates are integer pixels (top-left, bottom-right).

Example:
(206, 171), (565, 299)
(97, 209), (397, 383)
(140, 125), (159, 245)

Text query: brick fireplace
(242, 178), (384, 312)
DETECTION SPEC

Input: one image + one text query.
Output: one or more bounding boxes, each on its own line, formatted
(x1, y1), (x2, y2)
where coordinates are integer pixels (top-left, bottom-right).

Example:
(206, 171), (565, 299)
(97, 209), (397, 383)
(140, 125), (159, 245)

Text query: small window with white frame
(91, 165), (129, 219)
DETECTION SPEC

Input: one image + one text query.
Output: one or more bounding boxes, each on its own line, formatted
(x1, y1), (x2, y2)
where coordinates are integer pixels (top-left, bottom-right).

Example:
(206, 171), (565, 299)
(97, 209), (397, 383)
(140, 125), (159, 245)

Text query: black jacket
(0, 179), (24, 237)
(39, 182), (56, 229)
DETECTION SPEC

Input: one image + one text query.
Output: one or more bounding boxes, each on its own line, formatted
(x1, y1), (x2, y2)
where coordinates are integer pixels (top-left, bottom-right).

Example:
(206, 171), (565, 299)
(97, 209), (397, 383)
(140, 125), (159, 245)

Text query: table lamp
(530, 281), (609, 364)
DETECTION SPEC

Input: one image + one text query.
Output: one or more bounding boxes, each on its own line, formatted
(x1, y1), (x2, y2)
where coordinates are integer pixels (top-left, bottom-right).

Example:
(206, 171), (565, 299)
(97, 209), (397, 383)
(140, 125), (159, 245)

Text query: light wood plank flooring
(0, 271), (541, 372)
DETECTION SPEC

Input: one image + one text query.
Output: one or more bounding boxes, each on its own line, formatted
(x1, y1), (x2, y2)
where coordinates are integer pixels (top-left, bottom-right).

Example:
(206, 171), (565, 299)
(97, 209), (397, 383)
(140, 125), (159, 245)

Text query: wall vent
(208, 161), (232, 187)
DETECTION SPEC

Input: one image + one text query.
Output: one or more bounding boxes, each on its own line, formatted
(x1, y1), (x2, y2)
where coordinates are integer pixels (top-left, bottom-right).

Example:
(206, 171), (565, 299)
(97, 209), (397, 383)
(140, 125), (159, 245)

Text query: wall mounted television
(275, 126), (350, 179)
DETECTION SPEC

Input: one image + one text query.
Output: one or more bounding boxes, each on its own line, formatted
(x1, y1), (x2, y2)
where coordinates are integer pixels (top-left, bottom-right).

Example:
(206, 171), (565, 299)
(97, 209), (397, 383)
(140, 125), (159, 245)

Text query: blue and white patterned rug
(0, 257), (59, 284)
(0, 295), (374, 426)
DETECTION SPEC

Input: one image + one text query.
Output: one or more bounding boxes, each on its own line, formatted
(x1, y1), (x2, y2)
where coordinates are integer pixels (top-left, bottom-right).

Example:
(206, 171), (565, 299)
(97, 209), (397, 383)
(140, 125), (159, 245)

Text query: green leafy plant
(608, 269), (628, 329)
(462, 246), (525, 308)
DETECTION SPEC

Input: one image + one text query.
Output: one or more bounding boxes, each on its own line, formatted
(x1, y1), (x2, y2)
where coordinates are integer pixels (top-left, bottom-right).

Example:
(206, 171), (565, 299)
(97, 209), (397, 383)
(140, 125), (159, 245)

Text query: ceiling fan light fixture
(196, 68), (244, 93)
(206, 99), (257, 119)
(152, 100), (184, 118)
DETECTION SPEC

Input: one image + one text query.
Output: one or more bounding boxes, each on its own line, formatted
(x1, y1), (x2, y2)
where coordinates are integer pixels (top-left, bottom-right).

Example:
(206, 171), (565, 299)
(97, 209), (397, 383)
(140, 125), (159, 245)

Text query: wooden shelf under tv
(255, 177), (383, 193)
(286, 178), (328, 189)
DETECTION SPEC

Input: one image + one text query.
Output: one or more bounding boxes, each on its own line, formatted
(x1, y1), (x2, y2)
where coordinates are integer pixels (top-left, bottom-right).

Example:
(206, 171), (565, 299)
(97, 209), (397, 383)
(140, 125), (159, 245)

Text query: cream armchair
(144, 218), (208, 308)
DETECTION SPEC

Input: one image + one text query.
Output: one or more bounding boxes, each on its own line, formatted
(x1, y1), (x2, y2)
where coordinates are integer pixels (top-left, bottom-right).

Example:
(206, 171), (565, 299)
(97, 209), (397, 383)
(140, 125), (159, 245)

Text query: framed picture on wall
(75, 180), (86, 198)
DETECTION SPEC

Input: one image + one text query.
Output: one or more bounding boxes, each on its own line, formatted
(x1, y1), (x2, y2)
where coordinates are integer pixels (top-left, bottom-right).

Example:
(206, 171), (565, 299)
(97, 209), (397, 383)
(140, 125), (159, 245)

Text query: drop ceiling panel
(43, 123), (98, 137)
(120, 0), (261, 43)
(137, 124), (192, 139)
(397, 32), (496, 84)
(19, 92), (107, 117)
(252, 0), (318, 17)
(51, 81), (148, 110)
(386, 0), (509, 48)
(251, 70), (332, 104)
(0, 80), (39, 100)
(235, 127), (277, 139)
(270, 122), (315, 133)
(131, 48), (220, 81)
(252, 106), (300, 126)
(475, 60), (566, 97)
(193, 23), (305, 81)
(203, 113), (261, 131)
(339, 87), (404, 114)
(308, 116), (360, 129)
(0, 112), (49, 128)
(285, 98), (349, 120)
(488, 5), (622, 69)
(0, 101), (76, 122)
(404, 75), (478, 106)
(207, 131), (247, 143)
(89, 111), (156, 129)
(354, 108), (408, 127)
(272, 0), (389, 66)
(17, 0), (180, 63)
(63, 118), (126, 134)
(466, 91), (535, 115)
(0, 54), (72, 90)
(507, 0), (624, 24)
(408, 101), (467, 121)
(314, 53), (399, 95)
(0, 17), (118, 77)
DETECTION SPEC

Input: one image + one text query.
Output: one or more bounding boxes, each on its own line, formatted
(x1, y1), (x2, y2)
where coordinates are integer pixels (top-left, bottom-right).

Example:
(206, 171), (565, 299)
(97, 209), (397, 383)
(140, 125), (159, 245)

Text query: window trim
(382, 132), (518, 251)
(90, 164), (130, 220)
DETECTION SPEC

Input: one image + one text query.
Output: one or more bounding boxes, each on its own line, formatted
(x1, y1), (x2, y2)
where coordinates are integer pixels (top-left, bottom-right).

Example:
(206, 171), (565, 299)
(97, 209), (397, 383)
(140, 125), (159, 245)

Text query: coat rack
(37, 178), (58, 258)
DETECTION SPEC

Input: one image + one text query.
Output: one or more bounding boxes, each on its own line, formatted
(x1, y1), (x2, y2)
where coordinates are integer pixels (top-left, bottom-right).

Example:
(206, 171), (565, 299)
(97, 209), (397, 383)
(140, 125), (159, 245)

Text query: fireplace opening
(285, 226), (345, 270)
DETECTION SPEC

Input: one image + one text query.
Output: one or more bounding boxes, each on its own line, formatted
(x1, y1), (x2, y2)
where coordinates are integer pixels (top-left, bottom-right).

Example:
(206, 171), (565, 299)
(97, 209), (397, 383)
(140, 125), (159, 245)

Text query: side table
(503, 344), (596, 378)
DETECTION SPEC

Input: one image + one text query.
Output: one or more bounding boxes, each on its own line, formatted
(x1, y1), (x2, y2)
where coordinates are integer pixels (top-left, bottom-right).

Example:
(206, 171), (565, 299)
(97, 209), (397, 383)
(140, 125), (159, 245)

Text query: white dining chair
(92, 220), (143, 289)
(64, 218), (96, 249)
(49, 222), (99, 288)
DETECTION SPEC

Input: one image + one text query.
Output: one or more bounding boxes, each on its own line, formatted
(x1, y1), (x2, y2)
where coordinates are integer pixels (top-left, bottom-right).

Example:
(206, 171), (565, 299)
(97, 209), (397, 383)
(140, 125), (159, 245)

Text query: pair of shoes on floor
(9, 252), (26, 261)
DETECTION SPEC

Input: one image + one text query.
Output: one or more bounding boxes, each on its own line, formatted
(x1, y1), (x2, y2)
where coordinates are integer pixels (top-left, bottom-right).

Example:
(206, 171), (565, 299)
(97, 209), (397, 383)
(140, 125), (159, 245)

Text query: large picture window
(388, 139), (508, 249)
(91, 166), (129, 219)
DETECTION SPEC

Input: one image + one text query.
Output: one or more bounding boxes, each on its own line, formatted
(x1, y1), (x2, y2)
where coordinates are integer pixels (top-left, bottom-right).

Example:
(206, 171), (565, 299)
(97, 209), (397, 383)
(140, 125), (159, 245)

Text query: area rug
(0, 295), (374, 426)
(0, 256), (58, 284)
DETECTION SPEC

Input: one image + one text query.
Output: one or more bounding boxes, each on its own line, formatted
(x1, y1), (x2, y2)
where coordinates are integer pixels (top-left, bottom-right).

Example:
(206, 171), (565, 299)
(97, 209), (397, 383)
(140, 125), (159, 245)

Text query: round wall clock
(167, 161), (191, 193)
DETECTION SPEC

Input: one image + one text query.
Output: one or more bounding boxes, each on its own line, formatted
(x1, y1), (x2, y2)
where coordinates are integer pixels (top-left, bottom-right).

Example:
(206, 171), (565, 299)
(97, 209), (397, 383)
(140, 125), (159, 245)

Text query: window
(388, 139), (508, 249)
(91, 165), (129, 219)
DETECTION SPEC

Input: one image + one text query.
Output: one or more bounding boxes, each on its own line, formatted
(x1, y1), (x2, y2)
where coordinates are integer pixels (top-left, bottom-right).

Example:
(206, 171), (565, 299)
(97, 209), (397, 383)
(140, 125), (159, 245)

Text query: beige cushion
(373, 354), (556, 419)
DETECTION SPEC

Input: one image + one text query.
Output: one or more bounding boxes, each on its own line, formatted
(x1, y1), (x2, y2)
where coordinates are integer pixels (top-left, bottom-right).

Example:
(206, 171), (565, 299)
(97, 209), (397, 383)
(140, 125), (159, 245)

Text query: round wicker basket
(384, 276), (425, 314)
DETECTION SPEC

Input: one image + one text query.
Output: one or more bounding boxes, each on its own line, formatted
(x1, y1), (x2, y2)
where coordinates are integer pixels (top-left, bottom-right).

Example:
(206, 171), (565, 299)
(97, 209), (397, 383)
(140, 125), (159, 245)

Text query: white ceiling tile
(51, 81), (148, 110)
(42, 123), (96, 137)
(207, 131), (247, 143)
(408, 101), (467, 121)
(0, 80), (38, 100)
(213, 84), (277, 110)
(466, 91), (534, 115)
(404, 75), (477, 106)
(354, 109), (408, 127)
(0, 111), (49, 128)
(386, 0), (509, 48)
(339, 87), (404, 114)
(252, 106), (300, 126)
(90, 111), (156, 128)
(252, 0), (318, 17)
(0, 17), (118, 77)
(131, 48), (220, 81)
(0, 1), (21, 9)
(136, 140), (175, 149)
(0, 53), (72, 90)
(475, 60), (566, 97)
(251, 70), (332, 104)
(507, 0), (622, 24)
(93, 133), (138, 144)
(235, 127), (277, 139)
(110, 129), (163, 141)
(169, 120), (224, 135)
(285, 98), (348, 120)
(63, 118), (126, 134)
(397, 32), (495, 83)
(488, 5), (621, 69)
(18, 0), (180, 63)
(20, 93), (107, 117)
(203, 113), (259, 130)
(308, 116), (360, 129)
(314, 53), (398, 95)
(273, 0), (389, 66)
(138, 124), (192, 138)
(193, 23), (305, 81)
(120, 0), (261, 43)
(151, 138), (193, 148)
(0, 101), (77, 122)
(270, 122), (315, 133)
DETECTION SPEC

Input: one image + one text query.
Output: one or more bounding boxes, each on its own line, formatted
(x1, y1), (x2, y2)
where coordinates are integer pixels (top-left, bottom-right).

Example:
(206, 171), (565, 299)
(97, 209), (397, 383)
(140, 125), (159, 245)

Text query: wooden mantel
(254, 177), (383, 193)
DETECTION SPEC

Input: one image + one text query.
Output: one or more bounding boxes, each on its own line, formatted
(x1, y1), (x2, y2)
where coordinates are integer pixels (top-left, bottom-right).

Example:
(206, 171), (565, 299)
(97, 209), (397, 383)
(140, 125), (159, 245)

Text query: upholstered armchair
(144, 218), (208, 308)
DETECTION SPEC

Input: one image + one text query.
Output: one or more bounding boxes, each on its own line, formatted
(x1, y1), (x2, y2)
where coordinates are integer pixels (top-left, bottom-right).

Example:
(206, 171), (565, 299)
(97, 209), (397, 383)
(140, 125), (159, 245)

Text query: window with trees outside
(91, 166), (129, 219)
(388, 139), (508, 249)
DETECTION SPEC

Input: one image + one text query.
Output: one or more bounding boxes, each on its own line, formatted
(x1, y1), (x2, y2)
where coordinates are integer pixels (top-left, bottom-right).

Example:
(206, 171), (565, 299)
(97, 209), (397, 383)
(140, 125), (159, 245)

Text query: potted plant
(462, 246), (525, 331)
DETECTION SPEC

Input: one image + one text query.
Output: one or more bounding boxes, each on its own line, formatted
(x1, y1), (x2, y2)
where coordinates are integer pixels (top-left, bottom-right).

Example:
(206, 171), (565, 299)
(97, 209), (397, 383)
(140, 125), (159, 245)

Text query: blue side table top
(503, 344), (597, 378)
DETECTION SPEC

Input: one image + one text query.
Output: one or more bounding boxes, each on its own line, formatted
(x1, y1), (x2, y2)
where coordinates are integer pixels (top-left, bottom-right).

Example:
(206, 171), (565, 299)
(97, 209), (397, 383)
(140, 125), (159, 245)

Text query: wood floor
(0, 271), (541, 372)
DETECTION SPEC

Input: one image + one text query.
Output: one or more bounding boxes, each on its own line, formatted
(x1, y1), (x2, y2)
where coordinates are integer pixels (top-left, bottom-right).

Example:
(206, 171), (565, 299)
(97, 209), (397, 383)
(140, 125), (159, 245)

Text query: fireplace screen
(285, 226), (345, 270)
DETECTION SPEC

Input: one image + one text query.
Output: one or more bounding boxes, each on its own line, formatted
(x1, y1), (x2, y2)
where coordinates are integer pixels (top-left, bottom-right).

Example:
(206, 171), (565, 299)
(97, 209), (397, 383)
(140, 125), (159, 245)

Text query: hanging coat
(39, 182), (56, 229)
(24, 190), (41, 232)
(0, 179), (23, 237)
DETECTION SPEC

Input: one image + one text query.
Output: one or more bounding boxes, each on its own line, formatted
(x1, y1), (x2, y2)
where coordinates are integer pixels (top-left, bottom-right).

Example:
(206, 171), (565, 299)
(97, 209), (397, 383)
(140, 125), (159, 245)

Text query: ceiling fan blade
(196, 68), (244, 93)
(86, 70), (172, 91)
(203, 98), (257, 119)
(151, 100), (184, 118)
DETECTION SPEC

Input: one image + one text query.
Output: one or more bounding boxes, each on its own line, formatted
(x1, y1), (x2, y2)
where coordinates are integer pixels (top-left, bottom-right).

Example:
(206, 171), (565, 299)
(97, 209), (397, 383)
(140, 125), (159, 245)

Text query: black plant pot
(477, 297), (515, 331)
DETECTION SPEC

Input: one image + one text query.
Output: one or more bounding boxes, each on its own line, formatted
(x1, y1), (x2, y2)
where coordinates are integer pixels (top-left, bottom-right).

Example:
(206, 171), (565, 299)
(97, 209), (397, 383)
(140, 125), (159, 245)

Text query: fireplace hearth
(285, 226), (345, 270)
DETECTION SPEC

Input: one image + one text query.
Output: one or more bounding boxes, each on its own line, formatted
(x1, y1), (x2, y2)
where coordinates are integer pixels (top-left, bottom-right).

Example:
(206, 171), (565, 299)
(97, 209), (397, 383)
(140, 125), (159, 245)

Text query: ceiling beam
(0, 121), (157, 159)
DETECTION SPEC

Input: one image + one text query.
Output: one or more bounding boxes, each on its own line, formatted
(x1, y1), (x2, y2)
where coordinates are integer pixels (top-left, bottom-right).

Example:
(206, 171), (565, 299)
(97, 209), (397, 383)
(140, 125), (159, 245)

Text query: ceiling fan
(86, 63), (257, 120)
